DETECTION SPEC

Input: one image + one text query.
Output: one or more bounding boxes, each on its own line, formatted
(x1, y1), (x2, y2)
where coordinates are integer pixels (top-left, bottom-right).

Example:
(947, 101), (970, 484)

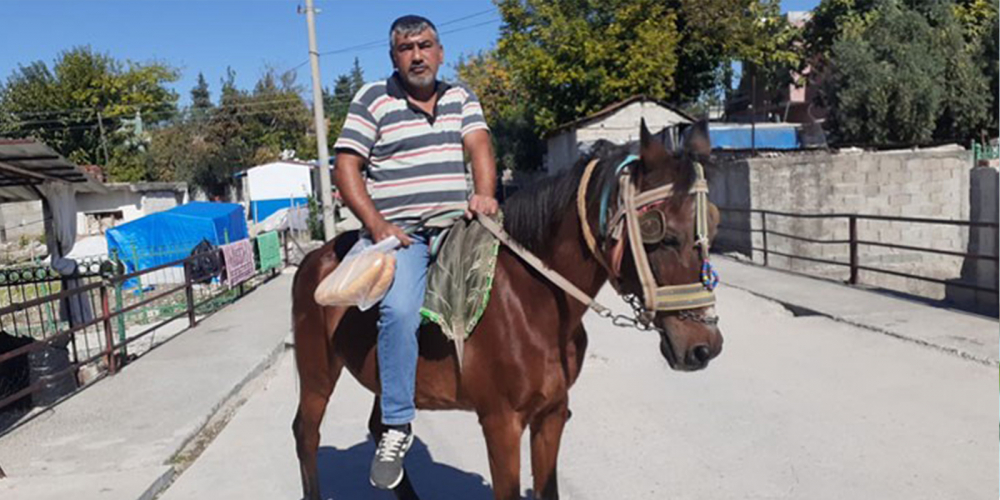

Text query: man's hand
(466, 194), (499, 219)
(370, 219), (413, 247)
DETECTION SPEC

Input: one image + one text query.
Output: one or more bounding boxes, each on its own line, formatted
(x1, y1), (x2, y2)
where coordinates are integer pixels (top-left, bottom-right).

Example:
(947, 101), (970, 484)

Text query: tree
(496, 0), (682, 132)
(986, 16), (999, 132)
(822, 0), (991, 144)
(145, 67), (314, 198)
(191, 72), (213, 111)
(349, 57), (365, 95)
(932, 0), (990, 141)
(493, 0), (802, 134)
(456, 51), (544, 171)
(671, 0), (801, 104)
(325, 58), (365, 142)
(0, 46), (179, 175)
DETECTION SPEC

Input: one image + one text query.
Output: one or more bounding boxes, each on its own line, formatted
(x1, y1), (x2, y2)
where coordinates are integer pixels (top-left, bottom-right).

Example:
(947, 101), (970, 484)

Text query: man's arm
(463, 129), (498, 216)
(334, 151), (412, 246)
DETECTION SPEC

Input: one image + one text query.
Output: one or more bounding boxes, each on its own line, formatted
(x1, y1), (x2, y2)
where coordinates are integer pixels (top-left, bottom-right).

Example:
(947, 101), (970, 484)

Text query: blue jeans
(367, 232), (429, 426)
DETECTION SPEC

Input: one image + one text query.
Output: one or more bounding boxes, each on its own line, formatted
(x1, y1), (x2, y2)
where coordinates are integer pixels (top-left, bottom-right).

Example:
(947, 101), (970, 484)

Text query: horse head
(613, 119), (723, 371)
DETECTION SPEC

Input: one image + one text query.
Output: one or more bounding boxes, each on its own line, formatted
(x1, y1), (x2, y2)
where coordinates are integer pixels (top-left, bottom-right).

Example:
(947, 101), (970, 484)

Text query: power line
(318, 18), (501, 57)
(282, 8), (499, 78)
(3, 95), (310, 127)
(4, 9), (503, 123)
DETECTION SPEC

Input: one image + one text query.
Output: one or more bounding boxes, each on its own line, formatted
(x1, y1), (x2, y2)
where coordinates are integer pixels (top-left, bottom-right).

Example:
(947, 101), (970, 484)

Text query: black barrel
(28, 344), (77, 406)
(0, 331), (33, 411)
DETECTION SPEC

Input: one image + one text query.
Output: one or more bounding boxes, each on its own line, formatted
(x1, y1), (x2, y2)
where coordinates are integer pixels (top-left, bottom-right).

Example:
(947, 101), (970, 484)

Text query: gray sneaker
(370, 427), (414, 489)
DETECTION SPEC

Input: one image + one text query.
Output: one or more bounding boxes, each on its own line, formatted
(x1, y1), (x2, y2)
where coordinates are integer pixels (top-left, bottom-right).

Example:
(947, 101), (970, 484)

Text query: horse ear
(683, 120), (711, 157)
(639, 118), (668, 169)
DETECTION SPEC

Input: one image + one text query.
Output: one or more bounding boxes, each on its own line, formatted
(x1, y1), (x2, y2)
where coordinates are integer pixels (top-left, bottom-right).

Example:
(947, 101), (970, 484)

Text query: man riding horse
(332, 15), (498, 490)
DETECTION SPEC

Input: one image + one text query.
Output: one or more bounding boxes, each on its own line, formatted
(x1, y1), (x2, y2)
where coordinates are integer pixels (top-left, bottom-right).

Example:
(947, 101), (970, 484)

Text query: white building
(545, 96), (694, 174)
(241, 161), (314, 223)
(75, 182), (189, 236)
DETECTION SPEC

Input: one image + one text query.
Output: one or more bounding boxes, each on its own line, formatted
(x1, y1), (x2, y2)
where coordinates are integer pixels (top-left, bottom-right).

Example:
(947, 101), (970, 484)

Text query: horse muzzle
(658, 323), (723, 372)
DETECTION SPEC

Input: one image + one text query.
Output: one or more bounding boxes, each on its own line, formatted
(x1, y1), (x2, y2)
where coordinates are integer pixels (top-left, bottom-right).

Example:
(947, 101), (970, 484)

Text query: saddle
(420, 214), (501, 366)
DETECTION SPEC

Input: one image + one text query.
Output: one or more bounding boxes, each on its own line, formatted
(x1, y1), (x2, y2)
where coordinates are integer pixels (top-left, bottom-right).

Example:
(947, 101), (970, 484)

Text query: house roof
(0, 138), (106, 201)
(546, 95), (695, 138)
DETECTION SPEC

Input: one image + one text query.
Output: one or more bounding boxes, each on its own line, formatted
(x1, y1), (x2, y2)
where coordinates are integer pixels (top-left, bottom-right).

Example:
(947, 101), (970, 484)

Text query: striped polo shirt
(333, 73), (489, 223)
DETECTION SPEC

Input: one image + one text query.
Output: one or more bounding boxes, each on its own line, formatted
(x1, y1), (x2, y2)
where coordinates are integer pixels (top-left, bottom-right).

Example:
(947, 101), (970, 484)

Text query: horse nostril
(692, 345), (711, 364)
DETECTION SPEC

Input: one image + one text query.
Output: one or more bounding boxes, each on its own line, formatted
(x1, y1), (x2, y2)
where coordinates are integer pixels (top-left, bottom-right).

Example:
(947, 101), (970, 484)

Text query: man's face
(391, 28), (443, 90)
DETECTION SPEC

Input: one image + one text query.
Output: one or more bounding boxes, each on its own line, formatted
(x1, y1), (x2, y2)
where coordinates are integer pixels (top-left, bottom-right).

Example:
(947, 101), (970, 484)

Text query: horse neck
(537, 201), (609, 303)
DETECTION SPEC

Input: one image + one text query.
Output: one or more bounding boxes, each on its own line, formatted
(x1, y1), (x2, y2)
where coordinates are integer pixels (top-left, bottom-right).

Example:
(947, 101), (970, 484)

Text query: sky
(0, 0), (822, 107)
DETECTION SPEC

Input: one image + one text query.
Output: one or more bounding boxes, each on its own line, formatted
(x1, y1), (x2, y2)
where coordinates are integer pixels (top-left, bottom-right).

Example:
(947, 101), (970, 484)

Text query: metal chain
(593, 292), (719, 333)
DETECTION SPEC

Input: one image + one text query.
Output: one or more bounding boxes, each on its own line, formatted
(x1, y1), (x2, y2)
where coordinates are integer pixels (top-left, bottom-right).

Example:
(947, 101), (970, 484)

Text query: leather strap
(476, 213), (611, 317)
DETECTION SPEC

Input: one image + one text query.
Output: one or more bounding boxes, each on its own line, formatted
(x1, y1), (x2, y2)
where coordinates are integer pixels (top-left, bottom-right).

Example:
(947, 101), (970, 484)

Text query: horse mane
(501, 141), (628, 254)
(502, 139), (705, 255)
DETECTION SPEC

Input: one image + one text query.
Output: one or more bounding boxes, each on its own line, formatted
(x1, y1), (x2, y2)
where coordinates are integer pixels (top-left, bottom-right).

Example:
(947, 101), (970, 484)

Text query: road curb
(144, 338), (292, 500)
(723, 281), (999, 367)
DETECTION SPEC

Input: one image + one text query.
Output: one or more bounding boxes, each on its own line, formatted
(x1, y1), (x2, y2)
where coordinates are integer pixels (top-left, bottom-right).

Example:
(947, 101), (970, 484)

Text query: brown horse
(291, 121), (723, 500)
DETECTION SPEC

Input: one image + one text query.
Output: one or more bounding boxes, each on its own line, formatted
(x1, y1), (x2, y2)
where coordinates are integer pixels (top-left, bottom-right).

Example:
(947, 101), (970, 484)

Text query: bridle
(473, 153), (720, 337)
(576, 155), (719, 322)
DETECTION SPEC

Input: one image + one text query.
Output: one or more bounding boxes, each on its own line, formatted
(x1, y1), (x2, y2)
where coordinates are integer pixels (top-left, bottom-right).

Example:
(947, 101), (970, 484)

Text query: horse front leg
(529, 401), (569, 500)
(292, 356), (341, 500)
(292, 304), (347, 500)
(480, 411), (525, 500)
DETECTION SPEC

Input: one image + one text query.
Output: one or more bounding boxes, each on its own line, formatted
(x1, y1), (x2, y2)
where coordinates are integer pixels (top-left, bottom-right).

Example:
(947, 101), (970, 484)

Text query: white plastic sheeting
(246, 161), (312, 201)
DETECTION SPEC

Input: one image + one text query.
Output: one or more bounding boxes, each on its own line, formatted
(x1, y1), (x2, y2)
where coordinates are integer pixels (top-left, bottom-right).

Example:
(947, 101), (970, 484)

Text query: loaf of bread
(313, 251), (391, 307)
(365, 252), (396, 305)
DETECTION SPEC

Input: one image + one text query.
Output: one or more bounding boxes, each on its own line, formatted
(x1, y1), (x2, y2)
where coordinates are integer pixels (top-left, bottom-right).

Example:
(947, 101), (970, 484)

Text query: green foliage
(306, 194), (325, 241)
(987, 17), (999, 131)
(0, 46), (179, 177)
(324, 58), (366, 143)
(191, 72), (213, 112)
(493, 0), (803, 137)
(496, 0), (682, 132)
(823, 0), (992, 144)
(675, 0), (803, 104)
(456, 51), (544, 171)
(144, 67), (314, 198)
(934, 1), (991, 140)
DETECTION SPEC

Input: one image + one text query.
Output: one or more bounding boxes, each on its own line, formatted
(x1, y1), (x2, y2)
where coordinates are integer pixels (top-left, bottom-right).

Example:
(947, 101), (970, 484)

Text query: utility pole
(303, 0), (336, 241)
(97, 111), (111, 167)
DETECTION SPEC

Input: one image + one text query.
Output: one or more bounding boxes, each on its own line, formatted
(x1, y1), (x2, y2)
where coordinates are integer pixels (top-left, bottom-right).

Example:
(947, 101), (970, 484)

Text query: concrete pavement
(715, 256), (999, 365)
(0, 270), (295, 500)
(0, 257), (994, 500)
(157, 280), (997, 499)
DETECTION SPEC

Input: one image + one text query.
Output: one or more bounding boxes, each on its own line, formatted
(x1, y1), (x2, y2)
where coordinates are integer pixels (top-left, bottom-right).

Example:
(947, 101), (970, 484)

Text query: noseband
(577, 155), (719, 316)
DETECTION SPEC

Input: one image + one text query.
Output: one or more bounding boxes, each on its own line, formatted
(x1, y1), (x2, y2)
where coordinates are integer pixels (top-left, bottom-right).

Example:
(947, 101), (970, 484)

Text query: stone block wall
(0, 201), (44, 243)
(711, 148), (981, 303)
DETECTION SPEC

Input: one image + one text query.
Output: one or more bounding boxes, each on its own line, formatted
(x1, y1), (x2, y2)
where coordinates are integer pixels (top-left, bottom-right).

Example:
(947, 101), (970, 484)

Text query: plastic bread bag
(313, 236), (399, 310)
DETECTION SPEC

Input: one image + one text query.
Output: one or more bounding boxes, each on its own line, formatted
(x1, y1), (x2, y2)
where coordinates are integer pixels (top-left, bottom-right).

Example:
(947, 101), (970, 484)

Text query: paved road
(0, 271), (295, 500)
(158, 283), (997, 500)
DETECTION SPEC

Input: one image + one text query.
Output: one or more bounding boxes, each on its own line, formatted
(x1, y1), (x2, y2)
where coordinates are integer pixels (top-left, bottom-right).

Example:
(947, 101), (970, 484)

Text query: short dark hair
(389, 15), (439, 51)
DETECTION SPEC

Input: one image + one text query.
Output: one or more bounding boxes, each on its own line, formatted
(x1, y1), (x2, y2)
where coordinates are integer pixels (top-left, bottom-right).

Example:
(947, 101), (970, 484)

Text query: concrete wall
(949, 164), (999, 315)
(711, 148), (985, 304)
(0, 200), (44, 242)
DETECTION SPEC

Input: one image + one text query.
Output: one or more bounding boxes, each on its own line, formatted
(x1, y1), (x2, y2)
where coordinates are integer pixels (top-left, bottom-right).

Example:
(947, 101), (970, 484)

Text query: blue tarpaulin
(709, 124), (800, 150)
(106, 202), (248, 277)
(251, 197), (308, 222)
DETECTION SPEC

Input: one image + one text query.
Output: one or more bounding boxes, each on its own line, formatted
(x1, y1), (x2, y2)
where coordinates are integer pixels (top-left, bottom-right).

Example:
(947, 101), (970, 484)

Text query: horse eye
(662, 235), (680, 247)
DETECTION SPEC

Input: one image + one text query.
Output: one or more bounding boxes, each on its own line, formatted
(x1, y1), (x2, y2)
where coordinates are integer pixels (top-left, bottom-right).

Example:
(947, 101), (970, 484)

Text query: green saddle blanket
(419, 215), (500, 347)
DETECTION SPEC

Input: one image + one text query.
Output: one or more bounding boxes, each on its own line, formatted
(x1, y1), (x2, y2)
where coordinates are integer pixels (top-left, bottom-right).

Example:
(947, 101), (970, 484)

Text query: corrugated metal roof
(0, 138), (105, 201)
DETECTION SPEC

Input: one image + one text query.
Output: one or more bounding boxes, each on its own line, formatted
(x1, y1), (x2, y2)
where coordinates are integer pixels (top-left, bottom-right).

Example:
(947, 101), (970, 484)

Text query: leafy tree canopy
(0, 46), (179, 174)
